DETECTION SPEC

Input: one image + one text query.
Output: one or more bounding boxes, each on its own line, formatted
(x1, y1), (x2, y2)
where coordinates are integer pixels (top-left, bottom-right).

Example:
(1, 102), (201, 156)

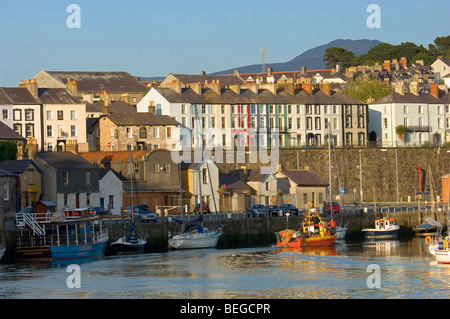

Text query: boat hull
(277, 234), (336, 248)
(168, 231), (221, 249)
(110, 236), (146, 255)
(336, 226), (348, 240)
(434, 250), (450, 264)
(362, 228), (399, 240)
(14, 246), (52, 261)
(50, 241), (108, 260)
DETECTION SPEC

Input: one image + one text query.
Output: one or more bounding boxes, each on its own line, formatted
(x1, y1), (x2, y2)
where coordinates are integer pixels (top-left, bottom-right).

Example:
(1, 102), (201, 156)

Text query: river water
(0, 238), (448, 301)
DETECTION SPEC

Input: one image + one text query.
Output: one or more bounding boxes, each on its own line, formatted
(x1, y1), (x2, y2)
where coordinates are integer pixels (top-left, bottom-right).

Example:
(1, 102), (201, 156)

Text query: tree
(428, 35), (450, 59)
(396, 125), (406, 145)
(323, 47), (355, 69)
(0, 141), (18, 161)
(342, 78), (391, 103)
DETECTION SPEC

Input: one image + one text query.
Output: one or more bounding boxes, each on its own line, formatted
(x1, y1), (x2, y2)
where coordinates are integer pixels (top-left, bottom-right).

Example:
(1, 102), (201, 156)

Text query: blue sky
(0, 0), (449, 86)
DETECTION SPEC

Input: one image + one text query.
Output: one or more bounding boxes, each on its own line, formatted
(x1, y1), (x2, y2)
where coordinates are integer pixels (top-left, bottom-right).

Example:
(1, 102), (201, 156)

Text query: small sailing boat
(109, 150), (146, 255)
(275, 203), (337, 248)
(428, 235), (450, 264)
(413, 217), (442, 237)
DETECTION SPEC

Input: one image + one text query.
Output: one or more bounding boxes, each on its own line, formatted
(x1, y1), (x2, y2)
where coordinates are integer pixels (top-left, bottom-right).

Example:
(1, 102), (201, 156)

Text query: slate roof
(0, 87), (13, 104)
(0, 168), (17, 177)
(37, 152), (97, 170)
(92, 100), (137, 113)
(0, 160), (42, 174)
(279, 170), (328, 187)
(0, 121), (25, 140)
(37, 88), (83, 104)
(371, 92), (442, 104)
(169, 73), (245, 86)
(104, 112), (179, 126)
(0, 87), (38, 104)
(45, 71), (148, 93)
(219, 174), (252, 190)
(246, 168), (276, 182)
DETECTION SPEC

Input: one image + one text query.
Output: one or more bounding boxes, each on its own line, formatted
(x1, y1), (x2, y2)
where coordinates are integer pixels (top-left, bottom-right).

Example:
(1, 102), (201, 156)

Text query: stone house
(80, 149), (182, 214)
(275, 170), (328, 210)
(245, 168), (279, 205)
(0, 160), (42, 210)
(94, 111), (179, 152)
(34, 152), (101, 212)
(218, 173), (253, 212)
(32, 70), (148, 105)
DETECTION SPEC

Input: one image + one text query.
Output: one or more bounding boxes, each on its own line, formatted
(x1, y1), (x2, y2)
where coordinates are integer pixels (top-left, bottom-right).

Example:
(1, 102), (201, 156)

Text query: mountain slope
(212, 39), (381, 74)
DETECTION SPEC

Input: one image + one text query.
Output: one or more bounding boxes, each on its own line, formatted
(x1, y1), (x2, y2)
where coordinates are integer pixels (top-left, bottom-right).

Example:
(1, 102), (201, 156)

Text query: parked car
(89, 207), (109, 216)
(135, 208), (158, 223)
(267, 205), (284, 217)
(280, 204), (300, 216)
(326, 202), (341, 214)
(123, 203), (149, 215)
(246, 204), (266, 218)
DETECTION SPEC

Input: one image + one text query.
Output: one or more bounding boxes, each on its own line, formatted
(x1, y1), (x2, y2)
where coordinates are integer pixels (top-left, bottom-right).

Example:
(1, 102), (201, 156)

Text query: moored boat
(413, 217), (442, 237)
(15, 207), (108, 261)
(427, 235), (450, 264)
(275, 203), (336, 248)
(361, 217), (400, 240)
(168, 215), (221, 249)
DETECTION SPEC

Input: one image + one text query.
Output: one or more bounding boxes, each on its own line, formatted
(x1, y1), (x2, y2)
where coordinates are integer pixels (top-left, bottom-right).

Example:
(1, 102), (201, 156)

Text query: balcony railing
(404, 125), (430, 133)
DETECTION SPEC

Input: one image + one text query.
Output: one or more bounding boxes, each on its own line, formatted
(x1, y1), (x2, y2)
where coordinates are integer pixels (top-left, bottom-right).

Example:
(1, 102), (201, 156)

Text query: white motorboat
(361, 217), (400, 240)
(428, 236), (450, 264)
(168, 226), (221, 249)
(336, 225), (348, 240)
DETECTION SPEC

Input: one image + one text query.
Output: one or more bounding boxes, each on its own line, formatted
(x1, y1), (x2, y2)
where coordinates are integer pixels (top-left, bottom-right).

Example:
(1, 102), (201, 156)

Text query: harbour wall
(215, 147), (450, 202)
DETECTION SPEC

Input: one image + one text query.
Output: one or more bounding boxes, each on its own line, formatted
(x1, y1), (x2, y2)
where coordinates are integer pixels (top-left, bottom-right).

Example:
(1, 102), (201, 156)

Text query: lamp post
(286, 212), (291, 229)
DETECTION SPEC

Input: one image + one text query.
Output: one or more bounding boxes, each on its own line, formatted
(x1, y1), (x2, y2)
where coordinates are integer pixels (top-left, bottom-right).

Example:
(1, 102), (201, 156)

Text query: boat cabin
(375, 218), (395, 230)
(63, 208), (90, 218)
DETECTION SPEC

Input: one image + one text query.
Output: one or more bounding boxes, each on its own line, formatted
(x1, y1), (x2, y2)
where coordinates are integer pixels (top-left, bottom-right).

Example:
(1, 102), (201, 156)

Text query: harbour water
(0, 238), (448, 301)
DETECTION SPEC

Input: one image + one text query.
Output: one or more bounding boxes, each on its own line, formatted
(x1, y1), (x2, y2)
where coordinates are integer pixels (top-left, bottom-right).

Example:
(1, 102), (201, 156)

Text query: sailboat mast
(328, 124), (333, 219)
(130, 149), (134, 223)
(194, 104), (204, 215)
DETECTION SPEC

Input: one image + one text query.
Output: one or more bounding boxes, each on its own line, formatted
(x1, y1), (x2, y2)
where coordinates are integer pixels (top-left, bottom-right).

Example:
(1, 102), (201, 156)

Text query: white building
(369, 83), (445, 147)
(99, 169), (124, 215)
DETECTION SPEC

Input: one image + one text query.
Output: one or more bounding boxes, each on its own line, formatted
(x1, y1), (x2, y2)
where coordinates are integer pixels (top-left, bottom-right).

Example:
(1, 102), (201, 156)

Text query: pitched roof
(0, 87), (13, 104)
(92, 100), (137, 113)
(0, 121), (25, 140)
(0, 87), (38, 104)
(279, 170), (328, 187)
(37, 152), (97, 170)
(0, 160), (42, 174)
(246, 168), (276, 182)
(0, 168), (17, 177)
(219, 174), (252, 190)
(104, 112), (179, 126)
(45, 71), (148, 93)
(371, 92), (442, 104)
(79, 150), (151, 165)
(37, 88), (83, 104)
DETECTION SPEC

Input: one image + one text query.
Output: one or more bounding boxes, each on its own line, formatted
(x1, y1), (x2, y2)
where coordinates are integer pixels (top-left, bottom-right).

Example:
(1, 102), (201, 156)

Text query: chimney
(200, 71), (206, 76)
(170, 79), (182, 94)
(409, 82), (419, 95)
(234, 69), (239, 76)
(302, 83), (313, 95)
(394, 82), (405, 95)
(207, 80), (221, 94)
(148, 100), (155, 114)
(243, 83), (258, 94)
(102, 99), (110, 114)
(383, 60), (391, 70)
(321, 82), (331, 96)
(190, 82), (202, 95)
(66, 80), (78, 95)
(230, 84), (240, 94)
(430, 84), (439, 99)
(400, 57), (408, 67)
(267, 67), (273, 77)
(301, 66), (307, 75)
(19, 79), (38, 98)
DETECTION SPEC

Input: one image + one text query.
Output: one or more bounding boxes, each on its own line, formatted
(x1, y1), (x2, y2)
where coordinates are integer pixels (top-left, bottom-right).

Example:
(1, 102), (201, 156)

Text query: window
(109, 195), (114, 209)
(418, 105), (423, 114)
(86, 172), (91, 185)
(154, 127), (159, 138)
(306, 105), (312, 114)
(357, 116), (365, 128)
(2, 182), (9, 201)
(345, 133), (353, 145)
(357, 105), (364, 115)
(126, 127), (132, 138)
(13, 109), (21, 121)
(2, 109), (8, 120)
(139, 127), (147, 139)
(345, 116), (352, 128)
(403, 105), (408, 114)
(265, 182), (269, 191)
(333, 105), (337, 114)
(296, 118), (301, 129)
(358, 133), (365, 146)
(202, 168), (208, 184)
(345, 105), (351, 115)
(70, 110), (77, 120)
(47, 125), (53, 137)
(154, 163), (160, 173)
(306, 117), (312, 130)
(383, 118), (388, 129)
(314, 105), (320, 115)
(86, 193), (91, 206)
(167, 127), (172, 139)
(288, 118), (293, 129)
(315, 117), (321, 130)
(25, 124), (34, 137)
(419, 117), (423, 128)
(303, 193), (308, 204)
(64, 193), (68, 206)
(70, 125), (77, 137)
(287, 105), (292, 114)
(13, 124), (22, 135)
(47, 143), (53, 152)
(46, 110), (53, 120)
(63, 171), (69, 185)
(57, 110), (64, 120)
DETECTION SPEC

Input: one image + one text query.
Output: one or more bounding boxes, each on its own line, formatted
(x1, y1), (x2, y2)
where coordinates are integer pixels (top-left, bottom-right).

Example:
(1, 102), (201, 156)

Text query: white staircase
(16, 213), (46, 236)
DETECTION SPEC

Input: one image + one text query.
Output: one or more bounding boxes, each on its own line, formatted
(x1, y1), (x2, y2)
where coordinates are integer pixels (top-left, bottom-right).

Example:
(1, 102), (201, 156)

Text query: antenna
(261, 46), (266, 74)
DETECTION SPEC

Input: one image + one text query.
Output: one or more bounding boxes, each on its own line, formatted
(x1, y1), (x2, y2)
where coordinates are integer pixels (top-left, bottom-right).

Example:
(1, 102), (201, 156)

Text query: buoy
(425, 236), (432, 245)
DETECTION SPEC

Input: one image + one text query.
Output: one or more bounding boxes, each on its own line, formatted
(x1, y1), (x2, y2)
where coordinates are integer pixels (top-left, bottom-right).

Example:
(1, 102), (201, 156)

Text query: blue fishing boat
(15, 207), (108, 261)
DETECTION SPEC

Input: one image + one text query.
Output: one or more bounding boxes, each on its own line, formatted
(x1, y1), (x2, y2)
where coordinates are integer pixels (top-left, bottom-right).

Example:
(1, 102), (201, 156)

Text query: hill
(212, 39), (381, 74)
